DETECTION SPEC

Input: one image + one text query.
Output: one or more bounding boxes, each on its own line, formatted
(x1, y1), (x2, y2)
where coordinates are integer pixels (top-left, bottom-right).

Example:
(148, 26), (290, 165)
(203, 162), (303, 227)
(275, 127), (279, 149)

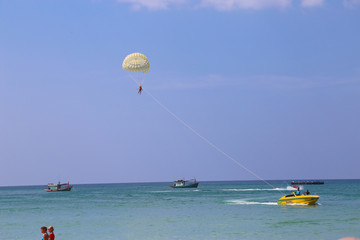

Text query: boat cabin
(173, 180), (186, 187)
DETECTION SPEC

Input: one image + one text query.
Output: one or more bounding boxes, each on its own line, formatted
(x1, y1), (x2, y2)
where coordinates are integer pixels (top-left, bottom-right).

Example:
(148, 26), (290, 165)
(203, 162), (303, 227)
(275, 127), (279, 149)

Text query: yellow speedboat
(277, 193), (319, 205)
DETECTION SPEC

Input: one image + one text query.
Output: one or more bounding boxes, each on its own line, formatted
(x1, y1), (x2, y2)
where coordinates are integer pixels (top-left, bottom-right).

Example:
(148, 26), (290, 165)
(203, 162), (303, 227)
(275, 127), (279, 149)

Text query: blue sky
(0, 0), (359, 186)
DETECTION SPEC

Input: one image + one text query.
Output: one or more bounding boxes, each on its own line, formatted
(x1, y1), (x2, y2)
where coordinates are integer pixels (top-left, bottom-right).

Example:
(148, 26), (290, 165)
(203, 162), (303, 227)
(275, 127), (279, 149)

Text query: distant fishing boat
(291, 180), (324, 185)
(45, 181), (73, 192)
(170, 179), (199, 188)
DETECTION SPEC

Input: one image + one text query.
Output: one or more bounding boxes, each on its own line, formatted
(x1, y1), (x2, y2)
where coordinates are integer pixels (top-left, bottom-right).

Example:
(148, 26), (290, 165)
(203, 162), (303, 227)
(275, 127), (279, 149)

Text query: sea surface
(0, 180), (359, 240)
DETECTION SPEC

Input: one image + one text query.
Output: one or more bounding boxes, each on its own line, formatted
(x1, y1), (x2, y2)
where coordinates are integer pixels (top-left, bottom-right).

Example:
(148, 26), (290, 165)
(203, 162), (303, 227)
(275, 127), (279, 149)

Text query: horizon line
(1, 178), (359, 188)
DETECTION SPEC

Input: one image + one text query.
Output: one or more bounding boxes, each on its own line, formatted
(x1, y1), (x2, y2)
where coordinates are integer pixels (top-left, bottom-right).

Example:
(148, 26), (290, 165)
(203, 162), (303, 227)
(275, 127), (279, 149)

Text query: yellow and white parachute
(122, 53), (150, 73)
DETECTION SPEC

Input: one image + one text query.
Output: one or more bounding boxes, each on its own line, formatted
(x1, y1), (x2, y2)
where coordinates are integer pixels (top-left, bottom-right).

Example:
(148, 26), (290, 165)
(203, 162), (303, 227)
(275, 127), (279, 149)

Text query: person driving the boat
(296, 187), (301, 195)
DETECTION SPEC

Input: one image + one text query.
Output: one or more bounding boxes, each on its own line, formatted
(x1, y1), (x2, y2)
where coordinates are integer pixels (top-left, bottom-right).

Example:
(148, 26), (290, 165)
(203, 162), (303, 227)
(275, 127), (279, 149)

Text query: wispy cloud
(301, 0), (324, 8)
(199, 0), (291, 11)
(116, 0), (360, 10)
(118, 0), (292, 10)
(116, 0), (186, 10)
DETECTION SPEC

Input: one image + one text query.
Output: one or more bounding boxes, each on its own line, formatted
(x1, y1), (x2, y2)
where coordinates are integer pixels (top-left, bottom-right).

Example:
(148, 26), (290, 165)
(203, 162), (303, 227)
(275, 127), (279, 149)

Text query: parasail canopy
(122, 53), (150, 73)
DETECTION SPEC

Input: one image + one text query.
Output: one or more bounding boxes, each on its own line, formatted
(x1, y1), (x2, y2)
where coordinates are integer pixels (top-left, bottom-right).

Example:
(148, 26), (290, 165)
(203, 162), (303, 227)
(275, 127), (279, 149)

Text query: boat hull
(45, 186), (73, 192)
(170, 183), (199, 188)
(277, 194), (319, 205)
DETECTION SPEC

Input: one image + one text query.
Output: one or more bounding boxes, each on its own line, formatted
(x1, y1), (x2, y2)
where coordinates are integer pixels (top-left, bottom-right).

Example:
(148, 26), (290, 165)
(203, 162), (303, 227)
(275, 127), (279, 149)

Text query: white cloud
(199, 0), (291, 10)
(116, 0), (359, 10)
(343, 0), (360, 9)
(116, 0), (186, 10)
(117, 0), (292, 10)
(301, 0), (324, 8)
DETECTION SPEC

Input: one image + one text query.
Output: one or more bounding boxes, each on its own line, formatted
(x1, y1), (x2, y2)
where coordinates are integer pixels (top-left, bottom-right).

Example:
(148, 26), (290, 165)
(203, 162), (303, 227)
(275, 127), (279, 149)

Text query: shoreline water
(1, 180), (359, 239)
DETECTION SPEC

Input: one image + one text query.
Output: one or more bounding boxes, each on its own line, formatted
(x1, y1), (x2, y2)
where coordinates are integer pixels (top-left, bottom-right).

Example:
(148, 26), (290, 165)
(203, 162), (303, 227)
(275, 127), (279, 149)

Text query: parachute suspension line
(140, 74), (145, 86)
(143, 88), (284, 194)
(128, 73), (141, 86)
(123, 52), (149, 87)
(128, 73), (145, 89)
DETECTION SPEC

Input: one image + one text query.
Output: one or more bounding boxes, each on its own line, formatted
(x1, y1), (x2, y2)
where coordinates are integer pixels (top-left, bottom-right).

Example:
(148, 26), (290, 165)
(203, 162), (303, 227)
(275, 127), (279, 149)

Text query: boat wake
(222, 186), (303, 192)
(285, 185), (304, 190)
(226, 199), (277, 205)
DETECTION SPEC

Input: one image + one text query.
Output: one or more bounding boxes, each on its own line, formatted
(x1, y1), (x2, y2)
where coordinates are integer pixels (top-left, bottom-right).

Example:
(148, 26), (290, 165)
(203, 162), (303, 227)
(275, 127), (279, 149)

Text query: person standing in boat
(296, 187), (301, 195)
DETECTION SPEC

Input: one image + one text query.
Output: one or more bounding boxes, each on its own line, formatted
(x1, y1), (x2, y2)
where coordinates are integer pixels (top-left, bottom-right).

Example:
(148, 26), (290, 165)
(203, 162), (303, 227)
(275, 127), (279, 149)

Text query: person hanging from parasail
(122, 52), (150, 95)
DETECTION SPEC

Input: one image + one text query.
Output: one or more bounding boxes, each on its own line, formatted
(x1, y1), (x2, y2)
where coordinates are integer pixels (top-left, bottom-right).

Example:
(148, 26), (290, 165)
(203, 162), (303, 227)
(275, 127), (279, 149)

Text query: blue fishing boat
(170, 179), (199, 188)
(45, 181), (73, 192)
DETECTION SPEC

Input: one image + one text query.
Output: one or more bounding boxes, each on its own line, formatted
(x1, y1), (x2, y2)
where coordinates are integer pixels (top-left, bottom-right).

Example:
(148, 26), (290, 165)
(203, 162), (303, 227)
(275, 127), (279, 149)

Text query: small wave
(226, 199), (277, 205)
(151, 189), (200, 193)
(150, 190), (173, 193)
(175, 189), (200, 192)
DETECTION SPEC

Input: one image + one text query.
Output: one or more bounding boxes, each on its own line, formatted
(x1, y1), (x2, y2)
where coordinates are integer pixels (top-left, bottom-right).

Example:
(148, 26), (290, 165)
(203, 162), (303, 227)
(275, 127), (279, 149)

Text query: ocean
(0, 180), (359, 240)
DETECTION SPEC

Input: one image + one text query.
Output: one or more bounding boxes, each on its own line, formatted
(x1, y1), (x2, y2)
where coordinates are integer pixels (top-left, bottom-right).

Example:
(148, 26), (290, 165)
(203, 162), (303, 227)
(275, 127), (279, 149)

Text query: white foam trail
(222, 188), (290, 192)
(222, 186), (303, 192)
(226, 199), (277, 205)
(286, 186), (304, 190)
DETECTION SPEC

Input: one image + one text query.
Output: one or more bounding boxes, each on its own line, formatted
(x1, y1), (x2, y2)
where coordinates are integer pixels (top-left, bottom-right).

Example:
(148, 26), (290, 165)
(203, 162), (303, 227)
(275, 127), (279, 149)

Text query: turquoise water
(1, 180), (359, 240)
